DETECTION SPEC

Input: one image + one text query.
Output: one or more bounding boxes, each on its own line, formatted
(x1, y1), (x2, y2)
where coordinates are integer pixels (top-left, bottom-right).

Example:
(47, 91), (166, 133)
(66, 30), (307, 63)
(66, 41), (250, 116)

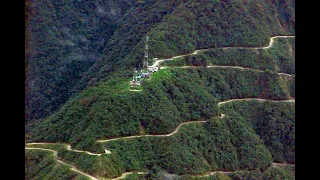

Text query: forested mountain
(25, 150), (90, 180)
(220, 101), (295, 164)
(25, 0), (295, 179)
(29, 68), (294, 151)
(25, 0), (294, 121)
(25, 0), (133, 120)
(163, 38), (295, 75)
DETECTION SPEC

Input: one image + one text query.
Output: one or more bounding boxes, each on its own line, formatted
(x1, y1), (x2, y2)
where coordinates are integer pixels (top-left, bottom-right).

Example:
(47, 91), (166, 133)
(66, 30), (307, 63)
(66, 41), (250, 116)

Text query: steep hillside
(25, 149), (90, 180)
(25, 0), (133, 120)
(25, 0), (295, 179)
(163, 37), (295, 75)
(220, 101), (295, 164)
(26, 104), (294, 179)
(25, 0), (295, 122)
(29, 68), (293, 152)
(102, 116), (272, 175)
(118, 166), (295, 180)
(147, 0), (295, 59)
(83, 0), (295, 84)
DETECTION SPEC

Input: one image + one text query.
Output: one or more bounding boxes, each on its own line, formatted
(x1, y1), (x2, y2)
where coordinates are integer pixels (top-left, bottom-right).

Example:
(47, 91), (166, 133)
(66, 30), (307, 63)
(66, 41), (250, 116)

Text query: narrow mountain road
(113, 163), (294, 179)
(151, 36), (295, 68)
(97, 120), (209, 143)
(27, 35), (295, 179)
(220, 36), (295, 50)
(217, 98), (295, 107)
(25, 147), (295, 180)
(129, 89), (142, 92)
(111, 172), (147, 180)
(134, 35), (294, 93)
(25, 147), (98, 180)
(26, 147), (295, 180)
(150, 58), (172, 67)
(65, 144), (112, 155)
(185, 162), (295, 177)
(272, 163), (295, 167)
(25, 142), (110, 155)
(27, 99), (295, 152)
(162, 65), (293, 77)
(27, 98), (295, 151)
(97, 114), (230, 143)
(26, 98), (295, 179)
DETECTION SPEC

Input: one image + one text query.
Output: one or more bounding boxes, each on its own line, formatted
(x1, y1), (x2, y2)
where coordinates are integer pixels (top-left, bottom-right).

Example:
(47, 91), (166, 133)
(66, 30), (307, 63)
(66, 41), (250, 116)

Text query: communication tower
(143, 36), (149, 68)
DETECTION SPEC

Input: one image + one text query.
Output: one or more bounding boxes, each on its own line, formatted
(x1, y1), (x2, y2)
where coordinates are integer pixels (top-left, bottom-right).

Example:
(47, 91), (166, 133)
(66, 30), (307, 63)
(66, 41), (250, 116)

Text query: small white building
(147, 66), (159, 72)
(141, 72), (150, 78)
(130, 80), (141, 87)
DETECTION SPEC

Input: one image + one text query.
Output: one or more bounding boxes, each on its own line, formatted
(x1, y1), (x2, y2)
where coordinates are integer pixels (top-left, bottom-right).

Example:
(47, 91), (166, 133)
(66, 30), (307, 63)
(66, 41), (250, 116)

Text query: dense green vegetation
(27, 114), (279, 178)
(26, 100), (295, 178)
(26, 0), (295, 179)
(25, 0), (182, 121)
(178, 166), (294, 180)
(25, 147), (294, 180)
(25, 0), (134, 120)
(59, 149), (125, 178)
(179, 172), (231, 180)
(26, 0), (295, 121)
(25, 143), (126, 178)
(220, 101), (295, 164)
(279, 75), (295, 98)
(163, 38), (295, 75)
(226, 166), (295, 180)
(148, 0), (294, 59)
(29, 68), (292, 152)
(100, 116), (272, 176)
(123, 173), (148, 180)
(25, 149), (89, 180)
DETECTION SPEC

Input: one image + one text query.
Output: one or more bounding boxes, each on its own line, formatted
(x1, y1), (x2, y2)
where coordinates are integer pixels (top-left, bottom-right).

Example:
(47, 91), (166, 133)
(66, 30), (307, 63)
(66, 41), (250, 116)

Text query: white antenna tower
(143, 36), (149, 68)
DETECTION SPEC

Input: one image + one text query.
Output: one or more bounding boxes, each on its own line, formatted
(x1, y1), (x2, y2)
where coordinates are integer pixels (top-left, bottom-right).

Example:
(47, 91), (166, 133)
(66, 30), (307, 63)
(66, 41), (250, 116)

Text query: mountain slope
(25, 0), (295, 122)
(29, 68), (293, 152)
(25, 0), (295, 179)
(25, 0), (133, 120)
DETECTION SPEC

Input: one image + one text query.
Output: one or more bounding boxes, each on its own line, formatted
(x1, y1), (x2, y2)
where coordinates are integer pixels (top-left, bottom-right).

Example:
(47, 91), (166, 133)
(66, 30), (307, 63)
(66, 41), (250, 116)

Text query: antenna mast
(143, 35), (149, 68)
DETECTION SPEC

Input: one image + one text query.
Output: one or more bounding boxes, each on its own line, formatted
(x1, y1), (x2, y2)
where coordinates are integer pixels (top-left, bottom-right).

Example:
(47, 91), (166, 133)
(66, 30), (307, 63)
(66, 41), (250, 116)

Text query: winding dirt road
(182, 162), (294, 177)
(25, 142), (110, 155)
(111, 172), (147, 180)
(129, 89), (142, 92)
(98, 98), (294, 143)
(272, 163), (295, 167)
(135, 35), (294, 93)
(97, 120), (208, 143)
(220, 36), (295, 50)
(151, 36), (295, 68)
(27, 98), (295, 152)
(26, 147), (295, 180)
(27, 35), (295, 179)
(26, 101), (294, 179)
(217, 98), (295, 107)
(161, 65), (293, 77)
(25, 147), (98, 180)
(97, 114), (230, 143)
(113, 163), (294, 179)
(150, 58), (172, 67)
